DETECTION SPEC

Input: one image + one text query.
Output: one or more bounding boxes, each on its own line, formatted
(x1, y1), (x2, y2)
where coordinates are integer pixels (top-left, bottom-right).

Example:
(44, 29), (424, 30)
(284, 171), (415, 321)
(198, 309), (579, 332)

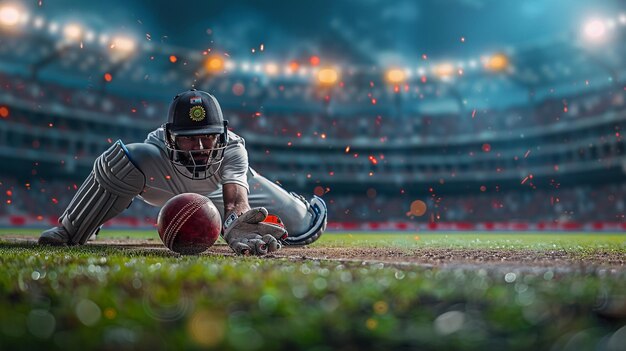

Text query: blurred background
(0, 0), (625, 231)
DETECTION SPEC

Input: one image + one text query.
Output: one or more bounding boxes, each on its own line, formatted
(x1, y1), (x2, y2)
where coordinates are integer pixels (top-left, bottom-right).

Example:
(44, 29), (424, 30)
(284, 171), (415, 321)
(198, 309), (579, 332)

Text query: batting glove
(223, 207), (288, 256)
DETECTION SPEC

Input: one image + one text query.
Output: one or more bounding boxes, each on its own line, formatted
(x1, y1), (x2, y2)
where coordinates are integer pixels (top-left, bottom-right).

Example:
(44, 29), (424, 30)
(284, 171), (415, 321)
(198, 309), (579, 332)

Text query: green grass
(3, 229), (626, 251)
(1, 230), (626, 350)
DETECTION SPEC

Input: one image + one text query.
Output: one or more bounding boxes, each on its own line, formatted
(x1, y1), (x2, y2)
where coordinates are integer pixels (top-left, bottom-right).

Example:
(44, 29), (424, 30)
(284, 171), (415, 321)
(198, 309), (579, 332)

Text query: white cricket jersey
(127, 127), (314, 235)
(142, 127), (250, 193)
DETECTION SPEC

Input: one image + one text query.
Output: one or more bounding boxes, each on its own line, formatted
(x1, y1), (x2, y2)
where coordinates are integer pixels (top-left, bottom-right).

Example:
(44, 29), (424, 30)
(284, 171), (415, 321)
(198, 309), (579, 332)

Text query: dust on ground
(3, 235), (624, 272)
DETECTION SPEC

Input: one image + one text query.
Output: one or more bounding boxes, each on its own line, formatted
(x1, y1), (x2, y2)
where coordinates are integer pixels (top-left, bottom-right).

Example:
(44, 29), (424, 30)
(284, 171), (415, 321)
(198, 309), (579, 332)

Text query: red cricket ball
(157, 193), (221, 254)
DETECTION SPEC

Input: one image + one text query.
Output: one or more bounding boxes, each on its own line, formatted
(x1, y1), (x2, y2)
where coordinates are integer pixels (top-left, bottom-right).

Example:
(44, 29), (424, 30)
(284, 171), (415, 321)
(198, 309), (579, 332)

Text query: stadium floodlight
(48, 21), (59, 34)
(63, 23), (82, 42)
(583, 19), (607, 42)
(0, 4), (22, 27)
(317, 68), (339, 86)
(205, 55), (224, 73)
(33, 16), (44, 29)
(289, 61), (299, 72)
(386, 68), (407, 84)
(265, 62), (279, 76)
(484, 53), (509, 72)
(224, 60), (235, 70)
(433, 63), (454, 79)
(110, 36), (136, 54)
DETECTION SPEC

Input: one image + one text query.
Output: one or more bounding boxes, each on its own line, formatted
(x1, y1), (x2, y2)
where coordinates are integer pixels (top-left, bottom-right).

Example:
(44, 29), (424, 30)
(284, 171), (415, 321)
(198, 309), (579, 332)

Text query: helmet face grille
(163, 122), (228, 180)
(165, 141), (227, 180)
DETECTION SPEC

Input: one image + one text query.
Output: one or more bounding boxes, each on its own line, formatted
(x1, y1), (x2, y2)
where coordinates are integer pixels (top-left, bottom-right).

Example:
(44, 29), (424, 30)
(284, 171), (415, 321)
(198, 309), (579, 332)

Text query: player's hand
(223, 207), (288, 256)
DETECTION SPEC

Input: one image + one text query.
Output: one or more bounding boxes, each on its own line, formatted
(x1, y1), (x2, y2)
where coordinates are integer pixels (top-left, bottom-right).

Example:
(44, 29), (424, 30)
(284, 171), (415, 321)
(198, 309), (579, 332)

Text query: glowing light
(48, 21), (59, 34)
(409, 200), (427, 216)
(63, 23), (82, 41)
(289, 61), (299, 72)
(310, 56), (320, 66)
(485, 53), (509, 72)
(187, 310), (225, 347)
(0, 5), (21, 27)
(224, 60), (235, 70)
(33, 16), (44, 29)
(386, 68), (406, 84)
(103, 73), (112, 82)
(205, 55), (224, 72)
(317, 68), (338, 85)
(241, 62), (250, 72)
(583, 19), (607, 42)
(373, 301), (389, 314)
(111, 36), (136, 54)
(0, 106), (9, 118)
(265, 62), (279, 75)
(169, 55), (177, 63)
(433, 63), (454, 78)
(314, 186), (325, 197)
(232, 83), (245, 96)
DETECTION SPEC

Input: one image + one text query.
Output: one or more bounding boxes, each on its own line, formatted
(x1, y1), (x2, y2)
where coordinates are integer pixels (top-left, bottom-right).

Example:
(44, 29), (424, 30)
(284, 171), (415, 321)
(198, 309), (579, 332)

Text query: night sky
(31, 0), (623, 64)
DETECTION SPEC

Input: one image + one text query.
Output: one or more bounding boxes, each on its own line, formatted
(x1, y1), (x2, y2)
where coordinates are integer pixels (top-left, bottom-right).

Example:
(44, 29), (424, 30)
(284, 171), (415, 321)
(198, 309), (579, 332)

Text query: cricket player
(39, 89), (327, 256)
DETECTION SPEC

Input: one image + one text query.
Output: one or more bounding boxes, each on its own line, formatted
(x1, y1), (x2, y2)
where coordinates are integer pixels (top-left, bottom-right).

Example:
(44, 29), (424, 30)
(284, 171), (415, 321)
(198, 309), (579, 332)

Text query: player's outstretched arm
(222, 183), (287, 256)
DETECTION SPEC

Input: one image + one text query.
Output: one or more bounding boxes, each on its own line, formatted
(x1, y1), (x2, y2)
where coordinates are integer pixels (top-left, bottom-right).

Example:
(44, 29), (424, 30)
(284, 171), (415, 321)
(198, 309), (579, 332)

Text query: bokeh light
(186, 310), (225, 347)
(583, 19), (607, 42)
(0, 5), (21, 27)
(309, 55), (320, 66)
(110, 36), (136, 54)
(62, 23), (82, 41)
(265, 62), (279, 75)
(0, 106), (9, 118)
(484, 53), (509, 72)
(205, 55), (224, 72)
(409, 200), (427, 217)
(386, 69), (407, 84)
(433, 63), (454, 79)
(317, 68), (338, 85)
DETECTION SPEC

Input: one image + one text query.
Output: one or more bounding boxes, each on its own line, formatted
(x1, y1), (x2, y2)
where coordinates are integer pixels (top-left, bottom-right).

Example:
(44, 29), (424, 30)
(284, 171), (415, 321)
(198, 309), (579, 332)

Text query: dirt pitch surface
(3, 235), (625, 273)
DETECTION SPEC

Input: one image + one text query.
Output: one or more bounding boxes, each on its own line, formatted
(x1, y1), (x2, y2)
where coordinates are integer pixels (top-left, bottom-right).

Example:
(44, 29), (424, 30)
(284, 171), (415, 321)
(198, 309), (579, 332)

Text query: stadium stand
(0, 8), (624, 230)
